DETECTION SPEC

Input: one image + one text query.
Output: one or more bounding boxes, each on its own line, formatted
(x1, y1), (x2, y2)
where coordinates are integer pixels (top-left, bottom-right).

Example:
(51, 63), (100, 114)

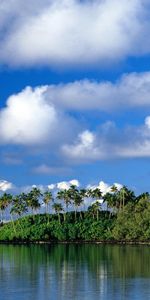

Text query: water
(0, 244), (150, 300)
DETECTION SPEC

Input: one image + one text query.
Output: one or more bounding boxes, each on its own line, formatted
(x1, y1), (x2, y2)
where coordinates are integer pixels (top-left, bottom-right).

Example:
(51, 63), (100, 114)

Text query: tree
(136, 192), (150, 203)
(88, 200), (101, 221)
(103, 192), (118, 215)
(52, 203), (63, 224)
(117, 186), (136, 211)
(57, 189), (72, 220)
(88, 188), (102, 201)
(79, 188), (87, 211)
(0, 193), (12, 222)
(11, 195), (28, 218)
(10, 194), (28, 234)
(43, 191), (53, 213)
(67, 185), (83, 220)
(26, 188), (41, 215)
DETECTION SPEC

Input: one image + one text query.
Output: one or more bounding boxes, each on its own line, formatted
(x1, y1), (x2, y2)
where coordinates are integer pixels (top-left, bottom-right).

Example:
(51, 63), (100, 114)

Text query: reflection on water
(0, 244), (150, 300)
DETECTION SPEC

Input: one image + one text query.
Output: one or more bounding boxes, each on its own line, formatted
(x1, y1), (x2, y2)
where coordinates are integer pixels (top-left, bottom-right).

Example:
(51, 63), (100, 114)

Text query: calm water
(0, 244), (150, 300)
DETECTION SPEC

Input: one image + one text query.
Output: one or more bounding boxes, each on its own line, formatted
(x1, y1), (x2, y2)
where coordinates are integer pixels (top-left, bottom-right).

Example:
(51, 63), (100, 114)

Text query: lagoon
(0, 244), (150, 300)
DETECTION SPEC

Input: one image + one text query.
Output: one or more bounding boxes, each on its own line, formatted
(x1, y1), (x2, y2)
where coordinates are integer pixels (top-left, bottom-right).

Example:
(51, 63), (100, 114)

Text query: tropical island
(0, 185), (150, 243)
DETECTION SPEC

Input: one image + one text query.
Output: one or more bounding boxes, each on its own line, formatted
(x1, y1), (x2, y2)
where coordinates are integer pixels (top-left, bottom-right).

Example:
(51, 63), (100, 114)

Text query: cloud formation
(46, 72), (150, 112)
(57, 179), (80, 190)
(1, 72), (150, 162)
(0, 85), (78, 145)
(1, 71), (150, 146)
(0, 0), (150, 67)
(87, 181), (122, 195)
(62, 117), (150, 161)
(0, 180), (14, 192)
(62, 130), (102, 161)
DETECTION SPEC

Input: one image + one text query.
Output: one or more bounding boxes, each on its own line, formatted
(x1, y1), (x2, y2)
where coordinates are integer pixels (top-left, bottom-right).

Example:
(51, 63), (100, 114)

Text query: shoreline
(0, 240), (150, 245)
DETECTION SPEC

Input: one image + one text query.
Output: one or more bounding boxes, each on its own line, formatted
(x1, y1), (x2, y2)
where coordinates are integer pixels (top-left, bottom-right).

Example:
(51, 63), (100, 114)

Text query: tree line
(0, 185), (150, 242)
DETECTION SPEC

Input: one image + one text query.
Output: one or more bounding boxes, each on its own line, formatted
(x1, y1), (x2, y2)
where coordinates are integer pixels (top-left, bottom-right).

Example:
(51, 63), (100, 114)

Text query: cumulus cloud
(48, 184), (56, 190)
(0, 86), (55, 145)
(1, 71), (150, 147)
(46, 72), (150, 112)
(0, 0), (150, 67)
(22, 179), (80, 192)
(0, 180), (14, 192)
(1, 72), (150, 161)
(62, 116), (150, 161)
(84, 180), (122, 208)
(0, 85), (78, 146)
(87, 181), (122, 195)
(48, 180), (80, 191)
(57, 179), (80, 190)
(62, 130), (103, 162)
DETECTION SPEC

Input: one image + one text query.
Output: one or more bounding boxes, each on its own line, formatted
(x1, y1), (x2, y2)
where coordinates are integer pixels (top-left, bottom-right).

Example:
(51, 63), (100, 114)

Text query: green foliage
(0, 212), (115, 242)
(113, 198), (150, 241)
(0, 186), (150, 242)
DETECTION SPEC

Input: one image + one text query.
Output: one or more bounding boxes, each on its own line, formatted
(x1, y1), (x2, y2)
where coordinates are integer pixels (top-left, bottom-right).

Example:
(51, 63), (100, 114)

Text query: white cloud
(0, 180), (14, 192)
(57, 179), (80, 190)
(47, 180), (80, 191)
(48, 184), (56, 190)
(0, 86), (55, 145)
(1, 71), (150, 148)
(85, 180), (122, 208)
(45, 72), (150, 112)
(0, 85), (78, 146)
(113, 183), (123, 191)
(69, 179), (80, 187)
(1, 72), (150, 160)
(62, 130), (103, 161)
(87, 181), (122, 195)
(0, 0), (149, 67)
(62, 116), (150, 161)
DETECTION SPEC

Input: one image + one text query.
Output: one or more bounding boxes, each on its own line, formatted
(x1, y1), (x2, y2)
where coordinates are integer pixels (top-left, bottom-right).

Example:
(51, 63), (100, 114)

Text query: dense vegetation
(0, 185), (150, 242)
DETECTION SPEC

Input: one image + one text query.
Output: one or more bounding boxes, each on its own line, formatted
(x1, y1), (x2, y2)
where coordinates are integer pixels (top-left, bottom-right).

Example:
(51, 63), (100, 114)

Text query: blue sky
(1, 0), (150, 193)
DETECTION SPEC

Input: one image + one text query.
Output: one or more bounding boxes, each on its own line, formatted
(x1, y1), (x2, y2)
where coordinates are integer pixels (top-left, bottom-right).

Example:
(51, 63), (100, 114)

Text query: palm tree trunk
(58, 213), (60, 224)
(1, 211), (3, 223)
(10, 215), (16, 235)
(74, 206), (77, 221)
(123, 191), (125, 211)
(63, 212), (66, 222)
(80, 211), (82, 220)
(97, 210), (99, 221)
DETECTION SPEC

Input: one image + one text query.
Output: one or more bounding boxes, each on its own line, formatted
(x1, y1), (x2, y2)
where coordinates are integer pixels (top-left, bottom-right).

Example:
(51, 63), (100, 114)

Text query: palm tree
(10, 194), (28, 235)
(111, 185), (121, 211)
(0, 193), (12, 222)
(57, 189), (72, 221)
(79, 188), (87, 212)
(43, 191), (53, 213)
(88, 200), (101, 221)
(111, 185), (118, 193)
(26, 188), (41, 215)
(52, 203), (63, 224)
(136, 192), (150, 203)
(88, 188), (102, 201)
(103, 192), (117, 215)
(11, 196), (28, 218)
(66, 185), (82, 220)
(117, 186), (135, 211)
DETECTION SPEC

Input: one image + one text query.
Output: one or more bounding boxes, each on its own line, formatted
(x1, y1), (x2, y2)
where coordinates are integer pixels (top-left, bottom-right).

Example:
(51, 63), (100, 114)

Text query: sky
(1, 0), (150, 194)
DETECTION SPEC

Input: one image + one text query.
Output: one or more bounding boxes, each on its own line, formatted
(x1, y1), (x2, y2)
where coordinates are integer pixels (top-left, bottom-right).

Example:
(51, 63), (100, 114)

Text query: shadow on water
(0, 244), (150, 300)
